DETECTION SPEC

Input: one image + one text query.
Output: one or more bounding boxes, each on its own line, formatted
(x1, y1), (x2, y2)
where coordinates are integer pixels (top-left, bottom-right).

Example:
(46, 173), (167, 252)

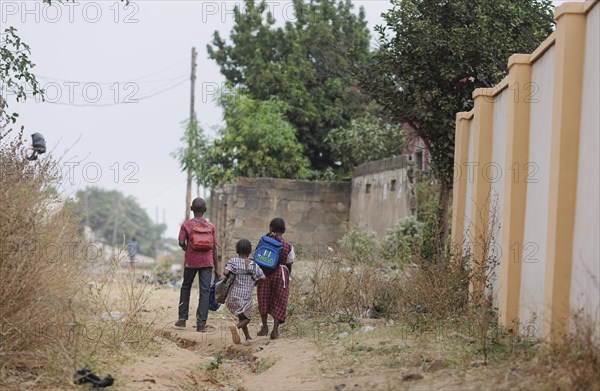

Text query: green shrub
(415, 179), (439, 223)
(382, 216), (422, 264)
(419, 211), (440, 264)
(338, 225), (379, 264)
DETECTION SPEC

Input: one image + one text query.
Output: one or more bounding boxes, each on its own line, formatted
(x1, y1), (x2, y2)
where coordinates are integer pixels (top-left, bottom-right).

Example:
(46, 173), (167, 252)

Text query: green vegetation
(382, 216), (422, 264)
(337, 225), (379, 265)
(326, 113), (408, 175)
(207, 0), (372, 171)
(204, 90), (311, 186)
(0, 27), (44, 125)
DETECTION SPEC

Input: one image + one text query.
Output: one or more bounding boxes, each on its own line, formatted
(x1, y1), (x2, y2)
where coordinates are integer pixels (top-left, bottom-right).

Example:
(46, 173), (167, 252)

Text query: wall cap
(555, 2), (586, 20)
(508, 54), (532, 69)
(353, 155), (409, 178)
(456, 111), (474, 121)
(531, 31), (557, 63)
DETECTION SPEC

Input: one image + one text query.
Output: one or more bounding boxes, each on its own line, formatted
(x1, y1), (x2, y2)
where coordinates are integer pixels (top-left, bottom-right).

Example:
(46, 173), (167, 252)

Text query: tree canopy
(326, 113), (408, 173)
(200, 89), (310, 186)
(360, 0), (554, 252)
(364, 0), (554, 189)
(76, 187), (166, 257)
(208, 0), (372, 170)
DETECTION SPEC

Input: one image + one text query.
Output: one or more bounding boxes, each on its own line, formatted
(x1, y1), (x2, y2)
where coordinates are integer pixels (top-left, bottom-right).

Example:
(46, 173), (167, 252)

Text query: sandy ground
(116, 286), (332, 391)
(112, 284), (541, 391)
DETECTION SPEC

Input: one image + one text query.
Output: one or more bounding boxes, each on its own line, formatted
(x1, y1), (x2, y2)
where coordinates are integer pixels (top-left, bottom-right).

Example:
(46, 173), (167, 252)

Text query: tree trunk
(185, 167), (192, 221)
(437, 181), (451, 266)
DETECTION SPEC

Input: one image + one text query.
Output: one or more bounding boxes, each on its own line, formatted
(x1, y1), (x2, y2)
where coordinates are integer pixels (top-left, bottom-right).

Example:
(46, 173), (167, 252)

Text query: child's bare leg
(241, 325), (251, 340)
(271, 318), (280, 339)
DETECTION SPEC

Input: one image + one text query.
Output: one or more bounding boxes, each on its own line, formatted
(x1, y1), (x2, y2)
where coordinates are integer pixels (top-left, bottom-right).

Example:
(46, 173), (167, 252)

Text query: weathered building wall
(210, 178), (351, 271)
(349, 156), (416, 240)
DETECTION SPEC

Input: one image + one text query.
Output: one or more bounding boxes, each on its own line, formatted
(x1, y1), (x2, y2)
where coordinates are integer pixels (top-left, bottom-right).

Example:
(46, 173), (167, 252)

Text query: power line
(36, 58), (189, 85)
(47, 77), (188, 107)
(37, 73), (188, 86)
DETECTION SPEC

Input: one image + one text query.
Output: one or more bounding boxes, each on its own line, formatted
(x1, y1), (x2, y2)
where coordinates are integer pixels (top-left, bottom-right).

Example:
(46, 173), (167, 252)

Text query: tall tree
(202, 89), (310, 186)
(362, 0), (554, 258)
(208, 0), (372, 170)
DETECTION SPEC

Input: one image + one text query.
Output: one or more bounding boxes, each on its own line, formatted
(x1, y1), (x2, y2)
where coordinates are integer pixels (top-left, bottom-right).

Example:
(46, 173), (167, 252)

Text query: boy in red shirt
(175, 198), (219, 332)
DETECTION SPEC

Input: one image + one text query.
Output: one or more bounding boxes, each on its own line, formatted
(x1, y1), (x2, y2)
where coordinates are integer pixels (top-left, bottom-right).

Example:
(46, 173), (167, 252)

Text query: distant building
(401, 124), (431, 172)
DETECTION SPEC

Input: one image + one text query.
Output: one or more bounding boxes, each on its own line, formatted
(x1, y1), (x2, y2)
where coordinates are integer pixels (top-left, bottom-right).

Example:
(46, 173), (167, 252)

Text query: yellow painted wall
(451, 0), (599, 339)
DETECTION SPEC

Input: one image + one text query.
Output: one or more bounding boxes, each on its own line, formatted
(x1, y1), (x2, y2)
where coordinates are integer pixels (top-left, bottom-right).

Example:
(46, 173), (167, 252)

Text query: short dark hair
(236, 239), (252, 257)
(191, 197), (207, 214)
(269, 217), (286, 234)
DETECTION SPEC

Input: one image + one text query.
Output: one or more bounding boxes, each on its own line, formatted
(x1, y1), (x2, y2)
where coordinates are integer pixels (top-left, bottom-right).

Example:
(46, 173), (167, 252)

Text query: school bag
(215, 268), (253, 304)
(253, 235), (283, 271)
(190, 218), (214, 251)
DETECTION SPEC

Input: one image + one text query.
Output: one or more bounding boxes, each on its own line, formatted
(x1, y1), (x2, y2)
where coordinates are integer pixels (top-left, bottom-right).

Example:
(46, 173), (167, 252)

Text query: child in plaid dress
(224, 239), (265, 345)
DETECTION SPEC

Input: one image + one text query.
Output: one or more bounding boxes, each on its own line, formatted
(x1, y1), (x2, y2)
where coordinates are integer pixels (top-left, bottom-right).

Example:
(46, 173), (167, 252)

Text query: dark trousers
(178, 267), (213, 327)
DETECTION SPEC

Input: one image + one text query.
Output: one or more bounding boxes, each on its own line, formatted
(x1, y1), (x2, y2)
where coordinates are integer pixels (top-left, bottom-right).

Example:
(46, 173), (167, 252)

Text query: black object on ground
(74, 367), (114, 389)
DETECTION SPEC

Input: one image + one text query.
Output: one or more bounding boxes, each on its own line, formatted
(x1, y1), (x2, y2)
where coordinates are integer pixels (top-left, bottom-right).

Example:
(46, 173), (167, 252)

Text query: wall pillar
(543, 3), (587, 341)
(498, 54), (533, 331)
(470, 89), (495, 296)
(451, 112), (472, 253)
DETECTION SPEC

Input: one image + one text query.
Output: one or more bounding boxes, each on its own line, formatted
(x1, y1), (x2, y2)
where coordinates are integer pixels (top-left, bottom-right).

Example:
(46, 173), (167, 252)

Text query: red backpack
(190, 218), (214, 251)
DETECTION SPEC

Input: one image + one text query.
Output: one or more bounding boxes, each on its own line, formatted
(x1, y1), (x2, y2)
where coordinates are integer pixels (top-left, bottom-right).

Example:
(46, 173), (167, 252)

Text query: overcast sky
(1, 0), (577, 240)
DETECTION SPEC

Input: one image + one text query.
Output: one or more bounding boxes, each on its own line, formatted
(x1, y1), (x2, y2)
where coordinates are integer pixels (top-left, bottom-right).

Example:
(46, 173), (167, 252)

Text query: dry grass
(0, 129), (87, 385)
(535, 311), (600, 391)
(287, 258), (402, 322)
(0, 130), (158, 388)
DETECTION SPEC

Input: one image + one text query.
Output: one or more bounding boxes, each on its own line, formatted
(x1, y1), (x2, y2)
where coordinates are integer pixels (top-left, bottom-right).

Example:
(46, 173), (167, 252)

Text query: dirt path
(116, 286), (332, 391)
(114, 285), (537, 391)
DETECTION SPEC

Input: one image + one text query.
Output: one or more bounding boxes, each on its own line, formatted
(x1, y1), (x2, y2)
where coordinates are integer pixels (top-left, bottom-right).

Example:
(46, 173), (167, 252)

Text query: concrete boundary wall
(451, 0), (599, 340)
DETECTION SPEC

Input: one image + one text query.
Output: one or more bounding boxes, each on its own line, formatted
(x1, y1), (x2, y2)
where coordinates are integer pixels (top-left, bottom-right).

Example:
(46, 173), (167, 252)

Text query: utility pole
(111, 197), (120, 246)
(184, 47), (197, 221)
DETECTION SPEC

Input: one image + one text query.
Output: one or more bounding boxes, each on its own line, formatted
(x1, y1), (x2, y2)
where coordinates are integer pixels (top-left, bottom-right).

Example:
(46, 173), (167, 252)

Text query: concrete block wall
(210, 177), (351, 271)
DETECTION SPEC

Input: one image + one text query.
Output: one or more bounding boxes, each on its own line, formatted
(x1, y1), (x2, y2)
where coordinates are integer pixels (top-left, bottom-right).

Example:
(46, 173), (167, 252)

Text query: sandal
(229, 325), (241, 344)
(257, 325), (269, 337)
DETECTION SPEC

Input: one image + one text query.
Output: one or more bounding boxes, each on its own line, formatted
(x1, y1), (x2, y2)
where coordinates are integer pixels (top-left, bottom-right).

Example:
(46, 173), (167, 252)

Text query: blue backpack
(253, 235), (283, 271)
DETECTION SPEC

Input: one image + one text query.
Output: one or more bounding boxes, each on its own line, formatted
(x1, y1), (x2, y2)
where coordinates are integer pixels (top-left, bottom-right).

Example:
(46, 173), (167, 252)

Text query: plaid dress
(257, 236), (292, 323)
(224, 258), (265, 319)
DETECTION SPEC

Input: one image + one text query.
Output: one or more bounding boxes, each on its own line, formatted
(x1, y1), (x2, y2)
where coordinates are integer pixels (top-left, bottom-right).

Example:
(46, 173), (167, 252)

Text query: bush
(382, 216), (422, 264)
(415, 177), (439, 223)
(338, 225), (379, 265)
(419, 211), (440, 264)
(0, 130), (157, 387)
(396, 254), (470, 322)
(0, 130), (86, 382)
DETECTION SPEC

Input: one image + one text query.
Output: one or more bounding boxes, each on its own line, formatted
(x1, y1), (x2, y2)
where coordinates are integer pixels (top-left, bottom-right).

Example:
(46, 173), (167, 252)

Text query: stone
(425, 358), (447, 372)
(470, 360), (487, 368)
(402, 373), (423, 381)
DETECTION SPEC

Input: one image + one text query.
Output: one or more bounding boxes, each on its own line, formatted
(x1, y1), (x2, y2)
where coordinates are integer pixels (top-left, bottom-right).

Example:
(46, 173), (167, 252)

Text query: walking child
(256, 218), (294, 340)
(175, 198), (219, 332)
(224, 239), (266, 345)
